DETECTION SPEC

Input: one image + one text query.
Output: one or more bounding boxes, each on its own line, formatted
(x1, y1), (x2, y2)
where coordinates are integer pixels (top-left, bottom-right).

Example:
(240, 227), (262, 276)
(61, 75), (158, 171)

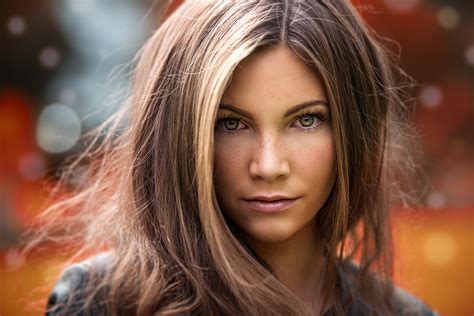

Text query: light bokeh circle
(36, 103), (81, 154)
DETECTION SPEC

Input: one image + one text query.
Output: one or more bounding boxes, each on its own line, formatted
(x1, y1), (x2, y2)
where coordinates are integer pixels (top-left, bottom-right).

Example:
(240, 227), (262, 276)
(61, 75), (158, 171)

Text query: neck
(246, 221), (327, 312)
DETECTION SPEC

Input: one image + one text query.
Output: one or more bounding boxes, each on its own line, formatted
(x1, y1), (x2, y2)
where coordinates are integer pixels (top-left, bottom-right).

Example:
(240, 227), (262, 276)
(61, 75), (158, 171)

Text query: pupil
(300, 115), (314, 127)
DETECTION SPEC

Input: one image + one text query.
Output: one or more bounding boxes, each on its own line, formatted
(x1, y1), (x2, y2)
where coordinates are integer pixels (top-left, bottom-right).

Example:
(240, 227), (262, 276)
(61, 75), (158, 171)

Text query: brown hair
(26, 0), (417, 315)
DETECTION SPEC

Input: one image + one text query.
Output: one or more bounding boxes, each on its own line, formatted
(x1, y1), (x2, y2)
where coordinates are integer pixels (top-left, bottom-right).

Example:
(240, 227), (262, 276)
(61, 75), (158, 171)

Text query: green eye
(223, 119), (239, 130)
(299, 115), (315, 127)
(215, 116), (244, 132)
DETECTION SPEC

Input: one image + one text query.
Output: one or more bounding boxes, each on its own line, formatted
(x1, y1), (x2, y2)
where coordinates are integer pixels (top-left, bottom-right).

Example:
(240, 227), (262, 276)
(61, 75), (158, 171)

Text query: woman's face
(213, 45), (336, 244)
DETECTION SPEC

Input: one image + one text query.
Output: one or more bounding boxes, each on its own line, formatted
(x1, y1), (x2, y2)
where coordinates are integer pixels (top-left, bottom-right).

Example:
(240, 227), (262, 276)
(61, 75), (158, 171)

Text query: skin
(213, 45), (336, 310)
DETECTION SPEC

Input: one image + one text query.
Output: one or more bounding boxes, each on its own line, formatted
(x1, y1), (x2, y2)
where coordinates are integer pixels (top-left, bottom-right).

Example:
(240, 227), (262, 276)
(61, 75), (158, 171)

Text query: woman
(36, 0), (435, 315)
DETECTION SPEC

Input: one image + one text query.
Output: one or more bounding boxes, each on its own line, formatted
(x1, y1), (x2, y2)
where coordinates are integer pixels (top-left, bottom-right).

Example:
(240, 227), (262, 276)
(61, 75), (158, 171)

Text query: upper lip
(243, 195), (297, 202)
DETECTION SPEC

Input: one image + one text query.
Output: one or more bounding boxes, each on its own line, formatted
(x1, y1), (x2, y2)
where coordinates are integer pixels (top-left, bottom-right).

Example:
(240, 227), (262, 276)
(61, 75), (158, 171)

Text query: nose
(249, 134), (290, 182)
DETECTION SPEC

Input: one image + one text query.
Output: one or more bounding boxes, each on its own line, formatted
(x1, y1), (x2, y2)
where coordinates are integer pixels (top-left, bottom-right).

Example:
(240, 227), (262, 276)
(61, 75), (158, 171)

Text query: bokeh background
(1, 0), (473, 315)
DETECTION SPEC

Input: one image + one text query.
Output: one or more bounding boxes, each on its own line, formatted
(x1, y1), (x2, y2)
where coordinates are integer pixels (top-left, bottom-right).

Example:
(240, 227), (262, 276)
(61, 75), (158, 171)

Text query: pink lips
(242, 198), (298, 213)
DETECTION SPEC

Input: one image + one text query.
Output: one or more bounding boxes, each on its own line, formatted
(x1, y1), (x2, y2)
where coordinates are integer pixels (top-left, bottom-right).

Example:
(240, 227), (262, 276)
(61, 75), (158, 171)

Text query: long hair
(26, 1), (417, 315)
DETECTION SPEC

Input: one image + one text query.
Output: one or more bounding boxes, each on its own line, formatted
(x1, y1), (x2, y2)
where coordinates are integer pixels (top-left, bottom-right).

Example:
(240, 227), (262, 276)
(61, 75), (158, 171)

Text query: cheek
(289, 132), (336, 188)
(213, 136), (250, 193)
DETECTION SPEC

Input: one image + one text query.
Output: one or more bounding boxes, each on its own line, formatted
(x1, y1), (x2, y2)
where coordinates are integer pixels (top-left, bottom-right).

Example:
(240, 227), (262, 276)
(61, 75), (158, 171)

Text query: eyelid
(294, 110), (328, 120)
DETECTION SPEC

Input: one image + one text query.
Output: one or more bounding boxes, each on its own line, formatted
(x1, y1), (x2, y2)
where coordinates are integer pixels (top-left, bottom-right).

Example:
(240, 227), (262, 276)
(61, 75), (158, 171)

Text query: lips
(242, 198), (299, 213)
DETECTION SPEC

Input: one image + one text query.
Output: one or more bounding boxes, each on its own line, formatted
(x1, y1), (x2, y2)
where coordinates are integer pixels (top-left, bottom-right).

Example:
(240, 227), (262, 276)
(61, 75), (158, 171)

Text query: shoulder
(391, 287), (439, 316)
(46, 252), (113, 315)
(338, 261), (438, 316)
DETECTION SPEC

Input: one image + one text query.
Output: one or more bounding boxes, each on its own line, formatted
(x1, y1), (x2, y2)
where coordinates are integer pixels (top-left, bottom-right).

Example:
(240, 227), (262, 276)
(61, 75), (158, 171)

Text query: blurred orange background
(1, 0), (473, 315)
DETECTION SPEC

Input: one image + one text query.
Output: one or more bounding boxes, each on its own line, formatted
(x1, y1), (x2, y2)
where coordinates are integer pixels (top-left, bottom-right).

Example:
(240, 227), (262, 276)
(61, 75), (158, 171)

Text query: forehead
(221, 45), (327, 110)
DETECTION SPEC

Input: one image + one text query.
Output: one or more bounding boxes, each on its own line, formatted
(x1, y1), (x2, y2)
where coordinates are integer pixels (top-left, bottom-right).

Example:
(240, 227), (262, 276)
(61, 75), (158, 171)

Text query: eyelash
(215, 110), (328, 133)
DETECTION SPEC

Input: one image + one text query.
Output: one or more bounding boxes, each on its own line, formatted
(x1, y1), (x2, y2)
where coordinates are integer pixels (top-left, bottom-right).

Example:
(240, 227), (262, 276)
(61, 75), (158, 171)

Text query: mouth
(241, 198), (299, 213)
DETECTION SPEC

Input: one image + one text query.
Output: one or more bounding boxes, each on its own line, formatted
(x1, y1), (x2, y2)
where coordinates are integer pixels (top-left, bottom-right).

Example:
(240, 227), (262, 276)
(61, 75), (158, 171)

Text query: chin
(241, 220), (300, 244)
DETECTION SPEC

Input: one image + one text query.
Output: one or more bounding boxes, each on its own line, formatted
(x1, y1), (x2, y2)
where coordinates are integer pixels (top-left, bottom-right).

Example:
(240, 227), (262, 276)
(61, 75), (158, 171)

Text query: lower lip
(242, 198), (299, 213)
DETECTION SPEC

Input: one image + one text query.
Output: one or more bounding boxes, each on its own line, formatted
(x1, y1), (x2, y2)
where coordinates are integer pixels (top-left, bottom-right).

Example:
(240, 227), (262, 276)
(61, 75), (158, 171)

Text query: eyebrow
(218, 100), (329, 119)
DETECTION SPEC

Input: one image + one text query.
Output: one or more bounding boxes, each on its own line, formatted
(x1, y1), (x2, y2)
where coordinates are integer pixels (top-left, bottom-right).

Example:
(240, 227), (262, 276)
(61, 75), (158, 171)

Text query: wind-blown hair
(27, 0), (417, 315)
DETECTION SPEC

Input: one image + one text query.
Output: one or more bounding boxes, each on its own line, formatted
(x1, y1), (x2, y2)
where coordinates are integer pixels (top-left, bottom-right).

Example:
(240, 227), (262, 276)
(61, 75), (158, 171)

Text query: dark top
(46, 252), (438, 315)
